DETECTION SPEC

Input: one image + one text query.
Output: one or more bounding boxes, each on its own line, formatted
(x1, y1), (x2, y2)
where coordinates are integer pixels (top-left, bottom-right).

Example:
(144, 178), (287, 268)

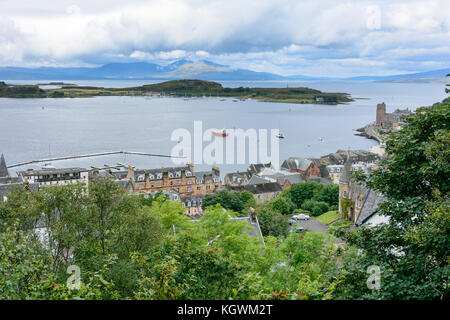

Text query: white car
(293, 213), (310, 220)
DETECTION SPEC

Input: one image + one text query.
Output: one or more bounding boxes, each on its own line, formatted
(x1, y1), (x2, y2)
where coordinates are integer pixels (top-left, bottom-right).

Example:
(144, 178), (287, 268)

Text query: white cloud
(0, 0), (448, 76)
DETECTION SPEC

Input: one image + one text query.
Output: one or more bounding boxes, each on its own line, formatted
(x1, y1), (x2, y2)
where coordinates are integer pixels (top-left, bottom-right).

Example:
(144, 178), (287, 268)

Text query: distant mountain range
(0, 59), (448, 82)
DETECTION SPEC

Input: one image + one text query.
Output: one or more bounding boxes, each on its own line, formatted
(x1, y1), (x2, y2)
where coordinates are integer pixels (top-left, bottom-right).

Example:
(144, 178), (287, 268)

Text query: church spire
(0, 154), (8, 178)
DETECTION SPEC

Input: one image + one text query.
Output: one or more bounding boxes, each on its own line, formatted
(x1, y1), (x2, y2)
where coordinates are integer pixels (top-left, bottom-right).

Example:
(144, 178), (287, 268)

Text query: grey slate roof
(181, 195), (204, 207)
(355, 189), (384, 226)
(227, 182), (282, 194)
(134, 165), (193, 180)
(277, 173), (305, 185)
(0, 154), (8, 177)
(248, 175), (270, 185)
(281, 157), (312, 171)
(229, 216), (264, 241)
(247, 163), (272, 176)
(224, 171), (250, 185)
(309, 175), (333, 184)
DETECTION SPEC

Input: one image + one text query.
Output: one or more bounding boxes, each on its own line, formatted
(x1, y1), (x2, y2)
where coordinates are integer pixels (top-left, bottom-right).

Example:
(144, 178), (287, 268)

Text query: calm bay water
(0, 80), (447, 176)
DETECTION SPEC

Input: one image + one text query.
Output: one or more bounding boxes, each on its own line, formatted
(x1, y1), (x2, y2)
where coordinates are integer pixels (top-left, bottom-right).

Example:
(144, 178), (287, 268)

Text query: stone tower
(376, 102), (386, 127)
(338, 152), (352, 218)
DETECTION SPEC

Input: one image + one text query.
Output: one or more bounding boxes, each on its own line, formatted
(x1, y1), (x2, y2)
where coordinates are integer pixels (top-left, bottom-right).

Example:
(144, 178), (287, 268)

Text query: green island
(0, 79), (353, 104)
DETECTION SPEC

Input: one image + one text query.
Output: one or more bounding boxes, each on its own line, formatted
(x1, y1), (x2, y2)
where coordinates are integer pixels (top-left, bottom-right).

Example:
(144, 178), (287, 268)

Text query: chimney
(212, 166), (220, 176)
(126, 165), (135, 181)
(186, 162), (194, 173)
(144, 170), (150, 184)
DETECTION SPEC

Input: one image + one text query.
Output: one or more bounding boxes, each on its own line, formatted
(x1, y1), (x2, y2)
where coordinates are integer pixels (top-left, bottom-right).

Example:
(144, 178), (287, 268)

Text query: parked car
(288, 219), (296, 225)
(293, 213), (310, 220)
(295, 226), (305, 233)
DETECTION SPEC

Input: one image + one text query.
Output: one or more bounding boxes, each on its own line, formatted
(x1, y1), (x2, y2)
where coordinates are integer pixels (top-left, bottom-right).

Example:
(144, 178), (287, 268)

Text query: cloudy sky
(0, 0), (449, 77)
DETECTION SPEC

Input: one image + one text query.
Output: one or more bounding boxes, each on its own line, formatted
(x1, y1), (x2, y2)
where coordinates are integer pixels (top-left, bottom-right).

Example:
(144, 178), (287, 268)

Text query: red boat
(212, 129), (228, 137)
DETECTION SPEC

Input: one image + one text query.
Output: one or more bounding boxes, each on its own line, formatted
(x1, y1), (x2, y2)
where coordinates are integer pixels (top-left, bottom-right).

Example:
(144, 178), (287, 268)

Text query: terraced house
(131, 163), (222, 197)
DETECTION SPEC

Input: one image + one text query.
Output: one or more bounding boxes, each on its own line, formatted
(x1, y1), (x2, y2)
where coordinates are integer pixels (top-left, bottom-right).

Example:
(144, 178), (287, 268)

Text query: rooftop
(18, 167), (88, 175)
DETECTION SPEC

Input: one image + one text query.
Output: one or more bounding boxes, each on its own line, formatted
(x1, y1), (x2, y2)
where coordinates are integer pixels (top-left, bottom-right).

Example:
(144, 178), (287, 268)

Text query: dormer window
(157, 173), (162, 179)
(176, 172), (181, 177)
(169, 173), (173, 178)
(137, 175), (145, 181)
(186, 171), (192, 177)
(150, 174), (154, 179)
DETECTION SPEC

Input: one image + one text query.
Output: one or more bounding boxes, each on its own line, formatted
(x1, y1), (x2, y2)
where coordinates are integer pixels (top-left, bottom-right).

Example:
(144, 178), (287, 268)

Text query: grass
(317, 210), (341, 225)
(1, 79), (352, 103)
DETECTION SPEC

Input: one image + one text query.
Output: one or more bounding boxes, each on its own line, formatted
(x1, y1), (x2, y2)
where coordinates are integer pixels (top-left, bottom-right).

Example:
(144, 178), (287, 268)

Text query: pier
(7, 150), (185, 169)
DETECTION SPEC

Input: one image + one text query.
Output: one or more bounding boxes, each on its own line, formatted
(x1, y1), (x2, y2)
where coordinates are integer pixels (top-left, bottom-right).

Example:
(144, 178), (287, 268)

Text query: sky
(0, 0), (449, 77)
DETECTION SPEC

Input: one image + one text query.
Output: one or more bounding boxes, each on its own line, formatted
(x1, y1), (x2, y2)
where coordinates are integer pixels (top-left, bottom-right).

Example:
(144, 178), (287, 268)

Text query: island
(0, 79), (353, 104)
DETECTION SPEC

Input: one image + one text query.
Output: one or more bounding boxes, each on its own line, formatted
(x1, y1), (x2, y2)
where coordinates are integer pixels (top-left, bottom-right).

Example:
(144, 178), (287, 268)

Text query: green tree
(202, 190), (245, 213)
(283, 182), (320, 209)
(269, 196), (292, 215)
(340, 100), (450, 300)
(257, 206), (289, 237)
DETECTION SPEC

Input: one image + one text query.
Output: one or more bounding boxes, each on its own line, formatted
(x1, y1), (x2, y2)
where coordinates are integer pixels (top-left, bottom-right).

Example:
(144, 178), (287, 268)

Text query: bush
(270, 197), (292, 215)
(311, 206), (323, 216)
(293, 208), (310, 214)
(300, 199), (317, 212)
(315, 201), (330, 213)
(301, 199), (329, 215)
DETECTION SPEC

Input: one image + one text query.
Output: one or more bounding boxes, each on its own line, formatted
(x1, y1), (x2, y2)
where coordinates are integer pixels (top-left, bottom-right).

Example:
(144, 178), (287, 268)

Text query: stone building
(280, 157), (321, 180)
(224, 171), (251, 187)
(376, 102), (411, 130)
(338, 154), (387, 226)
(224, 163), (275, 187)
(181, 195), (205, 218)
(130, 163), (221, 197)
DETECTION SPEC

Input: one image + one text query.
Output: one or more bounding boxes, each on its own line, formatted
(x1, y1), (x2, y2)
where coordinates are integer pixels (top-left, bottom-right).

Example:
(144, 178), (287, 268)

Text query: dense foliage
(337, 100), (450, 299)
(0, 93), (448, 300)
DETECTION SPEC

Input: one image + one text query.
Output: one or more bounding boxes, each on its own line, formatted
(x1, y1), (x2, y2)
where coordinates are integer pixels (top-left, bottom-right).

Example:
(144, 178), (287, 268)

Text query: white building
(18, 167), (89, 188)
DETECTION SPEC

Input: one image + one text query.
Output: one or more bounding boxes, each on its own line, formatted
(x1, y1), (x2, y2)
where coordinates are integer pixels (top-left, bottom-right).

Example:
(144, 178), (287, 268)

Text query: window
(343, 190), (347, 198)
(187, 180), (192, 185)
(206, 185), (210, 190)
(170, 181), (173, 186)
(197, 186), (201, 191)
(187, 187), (192, 192)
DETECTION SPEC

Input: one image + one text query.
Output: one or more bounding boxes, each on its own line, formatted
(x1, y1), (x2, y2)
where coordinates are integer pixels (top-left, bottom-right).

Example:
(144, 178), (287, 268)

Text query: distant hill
(0, 60), (448, 82)
(347, 68), (450, 82)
